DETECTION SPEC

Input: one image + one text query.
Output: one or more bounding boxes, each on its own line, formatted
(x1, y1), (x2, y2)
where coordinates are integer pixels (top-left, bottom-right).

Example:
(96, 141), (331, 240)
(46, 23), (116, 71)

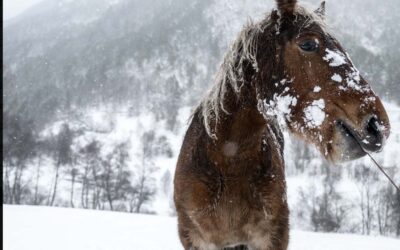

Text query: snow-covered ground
(4, 205), (400, 250)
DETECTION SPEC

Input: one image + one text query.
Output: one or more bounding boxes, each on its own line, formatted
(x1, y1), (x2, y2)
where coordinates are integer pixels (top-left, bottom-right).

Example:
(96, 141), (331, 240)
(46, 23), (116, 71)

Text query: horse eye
(299, 40), (319, 52)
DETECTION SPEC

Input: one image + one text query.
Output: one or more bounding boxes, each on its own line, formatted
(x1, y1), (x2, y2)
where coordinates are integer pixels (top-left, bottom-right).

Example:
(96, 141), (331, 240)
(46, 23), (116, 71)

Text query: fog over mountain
(4, 0), (400, 128)
(3, 0), (400, 236)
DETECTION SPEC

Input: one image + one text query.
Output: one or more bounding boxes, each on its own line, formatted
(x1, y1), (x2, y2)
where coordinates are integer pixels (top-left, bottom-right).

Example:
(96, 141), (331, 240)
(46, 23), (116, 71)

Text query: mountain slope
(4, 0), (400, 128)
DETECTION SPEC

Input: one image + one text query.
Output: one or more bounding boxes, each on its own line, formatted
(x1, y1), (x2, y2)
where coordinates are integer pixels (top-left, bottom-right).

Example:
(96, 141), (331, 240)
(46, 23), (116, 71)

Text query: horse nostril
(363, 116), (384, 151)
(366, 116), (380, 137)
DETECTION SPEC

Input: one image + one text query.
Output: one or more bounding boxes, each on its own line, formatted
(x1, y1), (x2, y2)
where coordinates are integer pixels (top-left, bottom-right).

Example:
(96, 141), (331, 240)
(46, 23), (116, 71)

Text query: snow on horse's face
(270, 2), (390, 163)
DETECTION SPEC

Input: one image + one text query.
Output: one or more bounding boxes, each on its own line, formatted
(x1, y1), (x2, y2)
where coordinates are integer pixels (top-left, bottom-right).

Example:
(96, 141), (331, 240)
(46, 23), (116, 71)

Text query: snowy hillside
(4, 205), (400, 250)
(7, 101), (398, 227)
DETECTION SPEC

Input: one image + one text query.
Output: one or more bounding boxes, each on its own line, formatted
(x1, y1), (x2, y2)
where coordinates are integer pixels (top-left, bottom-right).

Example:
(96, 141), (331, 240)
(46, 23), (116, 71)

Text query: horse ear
(314, 1), (326, 18)
(276, 0), (297, 16)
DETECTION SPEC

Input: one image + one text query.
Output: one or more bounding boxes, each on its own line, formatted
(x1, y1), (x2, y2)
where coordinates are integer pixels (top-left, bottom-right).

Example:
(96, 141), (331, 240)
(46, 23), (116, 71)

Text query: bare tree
(49, 123), (73, 206)
(99, 142), (131, 211)
(128, 131), (157, 213)
(354, 164), (379, 235)
(3, 111), (37, 204)
(33, 153), (42, 205)
(67, 157), (79, 208)
(310, 165), (346, 233)
(394, 189), (400, 236)
(76, 139), (101, 209)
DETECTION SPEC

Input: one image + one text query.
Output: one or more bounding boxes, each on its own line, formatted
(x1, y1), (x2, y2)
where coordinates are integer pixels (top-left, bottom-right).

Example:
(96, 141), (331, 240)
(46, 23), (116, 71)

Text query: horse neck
(207, 81), (285, 176)
(213, 83), (268, 144)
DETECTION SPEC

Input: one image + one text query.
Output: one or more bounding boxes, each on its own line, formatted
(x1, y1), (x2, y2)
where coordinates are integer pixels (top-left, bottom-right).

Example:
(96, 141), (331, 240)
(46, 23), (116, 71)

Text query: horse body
(174, 1), (390, 249)
(175, 103), (288, 249)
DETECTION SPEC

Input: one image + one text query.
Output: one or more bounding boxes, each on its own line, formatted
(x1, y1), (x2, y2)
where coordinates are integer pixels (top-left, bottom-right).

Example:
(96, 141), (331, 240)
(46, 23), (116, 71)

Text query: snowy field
(4, 205), (400, 250)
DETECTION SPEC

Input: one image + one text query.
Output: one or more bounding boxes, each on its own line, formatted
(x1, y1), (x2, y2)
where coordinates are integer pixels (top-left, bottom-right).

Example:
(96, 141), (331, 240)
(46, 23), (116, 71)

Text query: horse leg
(177, 222), (194, 249)
(248, 225), (289, 250)
(270, 215), (289, 250)
(267, 223), (289, 250)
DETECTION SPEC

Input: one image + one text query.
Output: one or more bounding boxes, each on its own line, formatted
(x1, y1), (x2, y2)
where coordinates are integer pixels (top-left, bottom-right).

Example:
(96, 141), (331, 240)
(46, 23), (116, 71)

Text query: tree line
(3, 111), (158, 214)
(289, 139), (400, 236)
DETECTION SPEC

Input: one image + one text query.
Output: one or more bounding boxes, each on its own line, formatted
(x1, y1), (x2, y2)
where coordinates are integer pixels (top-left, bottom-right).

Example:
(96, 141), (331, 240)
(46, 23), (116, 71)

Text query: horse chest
(192, 169), (278, 214)
(187, 178), (280, 249)
(188, 168), (282, 240)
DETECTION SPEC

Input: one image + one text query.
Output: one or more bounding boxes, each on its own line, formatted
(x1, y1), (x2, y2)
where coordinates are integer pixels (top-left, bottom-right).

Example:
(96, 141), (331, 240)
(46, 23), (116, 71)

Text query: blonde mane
(198, 6), (326, 139)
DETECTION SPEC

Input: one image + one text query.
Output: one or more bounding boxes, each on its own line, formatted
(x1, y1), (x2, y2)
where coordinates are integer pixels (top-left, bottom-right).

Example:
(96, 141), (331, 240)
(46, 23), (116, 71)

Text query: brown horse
(174, 1), (390, 249)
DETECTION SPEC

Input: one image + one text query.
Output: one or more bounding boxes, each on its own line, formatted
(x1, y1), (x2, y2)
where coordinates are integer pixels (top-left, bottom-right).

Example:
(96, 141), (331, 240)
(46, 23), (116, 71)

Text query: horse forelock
(197, 5), (328, 139)
(292, 5), (327, 33)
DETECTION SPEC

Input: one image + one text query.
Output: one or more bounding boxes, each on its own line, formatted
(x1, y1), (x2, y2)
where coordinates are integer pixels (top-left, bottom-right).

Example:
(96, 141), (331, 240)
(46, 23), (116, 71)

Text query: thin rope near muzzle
(364, 151), (400, 192)
(350, 128), (400, 192)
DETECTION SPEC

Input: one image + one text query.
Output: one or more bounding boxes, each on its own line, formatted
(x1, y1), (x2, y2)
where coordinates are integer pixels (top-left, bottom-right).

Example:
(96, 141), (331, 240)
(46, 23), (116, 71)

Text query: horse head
(258, 1), (390, 163)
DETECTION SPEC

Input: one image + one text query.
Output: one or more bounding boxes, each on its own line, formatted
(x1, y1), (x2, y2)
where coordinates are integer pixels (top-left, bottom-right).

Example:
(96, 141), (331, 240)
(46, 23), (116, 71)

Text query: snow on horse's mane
(198, 5), (327, 139)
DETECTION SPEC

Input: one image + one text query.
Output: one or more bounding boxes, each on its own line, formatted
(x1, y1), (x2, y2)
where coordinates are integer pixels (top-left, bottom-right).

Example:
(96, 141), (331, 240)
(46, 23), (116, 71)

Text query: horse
(173, 0), (390, 249)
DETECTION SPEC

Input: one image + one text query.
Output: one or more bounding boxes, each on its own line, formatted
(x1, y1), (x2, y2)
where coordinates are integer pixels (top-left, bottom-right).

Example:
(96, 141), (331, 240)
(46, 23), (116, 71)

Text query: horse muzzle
(334, 115), (388, 162)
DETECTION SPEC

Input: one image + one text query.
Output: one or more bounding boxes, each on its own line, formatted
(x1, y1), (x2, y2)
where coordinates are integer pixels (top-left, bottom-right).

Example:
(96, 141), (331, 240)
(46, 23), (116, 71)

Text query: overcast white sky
(4, 0), (45, 20)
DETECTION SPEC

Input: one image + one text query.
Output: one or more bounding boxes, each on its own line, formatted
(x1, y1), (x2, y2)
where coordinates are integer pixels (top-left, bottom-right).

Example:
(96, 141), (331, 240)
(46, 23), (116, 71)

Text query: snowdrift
(4, 205), (400, 250)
